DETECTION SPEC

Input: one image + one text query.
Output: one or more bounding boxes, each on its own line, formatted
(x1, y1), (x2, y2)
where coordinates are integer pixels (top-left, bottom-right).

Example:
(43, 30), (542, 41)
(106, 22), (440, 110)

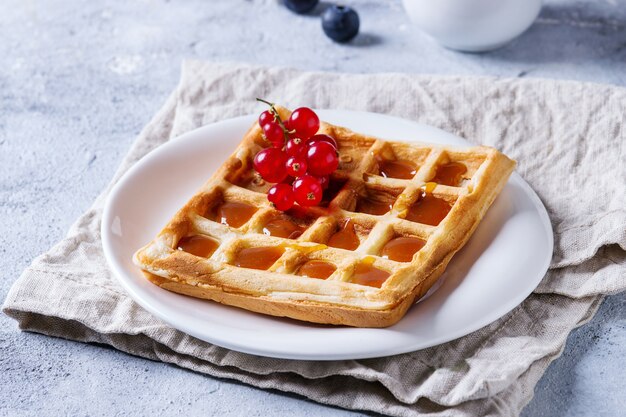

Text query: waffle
(133, 107), (516, 327)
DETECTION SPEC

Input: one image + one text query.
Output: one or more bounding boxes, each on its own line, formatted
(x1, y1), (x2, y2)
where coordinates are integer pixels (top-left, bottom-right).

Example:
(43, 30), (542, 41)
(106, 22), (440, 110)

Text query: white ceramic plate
(101, 110), (553, 361)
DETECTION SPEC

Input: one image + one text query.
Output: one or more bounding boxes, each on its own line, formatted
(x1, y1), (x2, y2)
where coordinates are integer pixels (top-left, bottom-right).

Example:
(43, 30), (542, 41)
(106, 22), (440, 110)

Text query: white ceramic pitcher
(402, 0), (542, 52)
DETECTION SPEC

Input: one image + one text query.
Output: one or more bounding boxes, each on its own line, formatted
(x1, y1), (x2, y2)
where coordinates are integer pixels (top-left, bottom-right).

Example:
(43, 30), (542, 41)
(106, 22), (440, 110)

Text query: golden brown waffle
(133, 107), (516, 327)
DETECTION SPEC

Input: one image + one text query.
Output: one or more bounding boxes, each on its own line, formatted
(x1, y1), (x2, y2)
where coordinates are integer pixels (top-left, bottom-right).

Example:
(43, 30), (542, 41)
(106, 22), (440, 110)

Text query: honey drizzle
(377, 157), (417, 179)
(404, 189), (452, 226)
(431, 162), (467, 187)
(215, 201), (257, 228)
(281, 242), (327, 254)
(380, 236), (426, 262)
(262, 217), (306, 239)
(176, 235), (219, 258)
(422, 182), (437, 193)
(351, 263), (390, 288)
(233, 246), (284, 270)
(327, 219), (360, 250)
(356, 197), (394, 215)
(296, 260), (336, 279)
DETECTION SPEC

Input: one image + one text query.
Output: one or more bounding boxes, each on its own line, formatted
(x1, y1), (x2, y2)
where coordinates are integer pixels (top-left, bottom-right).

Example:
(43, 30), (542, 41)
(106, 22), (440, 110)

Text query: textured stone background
(1, 0), (625, 416)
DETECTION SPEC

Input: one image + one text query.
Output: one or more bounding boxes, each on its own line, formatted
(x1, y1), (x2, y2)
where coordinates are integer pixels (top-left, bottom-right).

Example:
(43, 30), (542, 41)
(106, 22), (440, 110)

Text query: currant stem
(256, 98), (274, 107)
(256, 97), (291, 143)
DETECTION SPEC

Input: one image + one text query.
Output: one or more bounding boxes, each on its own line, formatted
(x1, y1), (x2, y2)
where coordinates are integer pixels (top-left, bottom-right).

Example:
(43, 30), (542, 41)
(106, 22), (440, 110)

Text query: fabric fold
(3, 61), (625, 417)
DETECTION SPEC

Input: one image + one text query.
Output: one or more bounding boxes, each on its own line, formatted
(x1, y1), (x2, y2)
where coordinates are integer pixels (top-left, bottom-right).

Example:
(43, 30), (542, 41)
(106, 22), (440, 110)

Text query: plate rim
(101, 109), (553, 360)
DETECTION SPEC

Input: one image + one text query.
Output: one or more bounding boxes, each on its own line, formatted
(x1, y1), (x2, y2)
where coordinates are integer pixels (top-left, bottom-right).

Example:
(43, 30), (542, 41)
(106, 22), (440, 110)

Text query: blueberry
(321, 5), (359, 43)
(284, 0), (319, 14)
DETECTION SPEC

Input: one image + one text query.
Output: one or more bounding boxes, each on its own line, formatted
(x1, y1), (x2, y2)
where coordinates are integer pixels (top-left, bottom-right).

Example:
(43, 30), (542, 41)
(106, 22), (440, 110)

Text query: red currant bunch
(253, 99), (340, 211)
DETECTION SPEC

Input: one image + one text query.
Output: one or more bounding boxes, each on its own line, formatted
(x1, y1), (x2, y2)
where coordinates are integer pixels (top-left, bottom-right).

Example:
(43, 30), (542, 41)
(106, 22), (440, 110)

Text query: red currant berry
(253, 148), (288, 183)
(318, 175), (330, 190)
(285, 138), (305, 157)
(306, 134), (338, 150)
(292, 175), (323, 206)
(286, 156), (308, 177)
(262, 121), (285, 147)
(268, 183), (295, 211)
(306, 141), (339, 176)
(258, 110), (274, 127)
(288, 107), (320, 140)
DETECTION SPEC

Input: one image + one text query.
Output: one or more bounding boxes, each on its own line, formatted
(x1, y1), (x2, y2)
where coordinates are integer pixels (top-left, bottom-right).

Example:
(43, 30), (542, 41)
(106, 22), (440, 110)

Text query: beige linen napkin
(4, 61), (625, 417)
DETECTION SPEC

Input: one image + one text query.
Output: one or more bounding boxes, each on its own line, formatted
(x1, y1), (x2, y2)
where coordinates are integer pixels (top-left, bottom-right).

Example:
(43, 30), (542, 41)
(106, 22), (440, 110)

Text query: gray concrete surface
(1, 0), (624, 416)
